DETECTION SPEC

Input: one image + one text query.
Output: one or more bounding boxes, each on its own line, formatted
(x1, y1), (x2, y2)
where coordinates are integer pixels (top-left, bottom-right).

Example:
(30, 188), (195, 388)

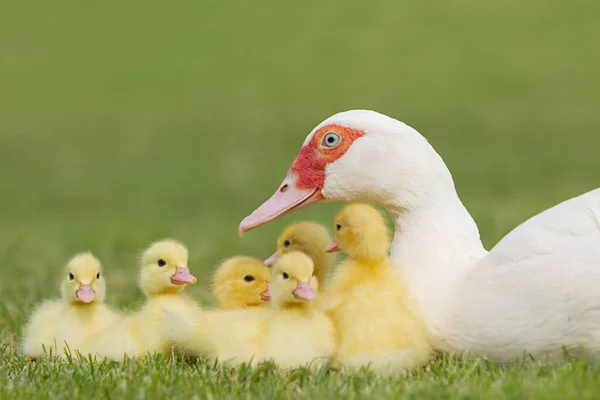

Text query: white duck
(239, 109), (600, 362)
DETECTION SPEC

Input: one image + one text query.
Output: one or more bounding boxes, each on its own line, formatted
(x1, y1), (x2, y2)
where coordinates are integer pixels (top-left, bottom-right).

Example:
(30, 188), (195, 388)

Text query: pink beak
(171, 267), (197, 285)
(261, 283), (271, 300)
(239, 173), (323, 236)
(325, 240), (341, 253)
(264, 252), (278, 266)
(76, 284), (95, 303)
(293, 281), (316, 301)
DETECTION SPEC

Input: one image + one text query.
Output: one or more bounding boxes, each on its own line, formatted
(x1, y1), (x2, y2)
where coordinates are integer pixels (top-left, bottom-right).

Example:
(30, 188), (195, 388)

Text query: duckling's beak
(293, 281), (316, 301)
(264, 252), (278, 266)
(261, 283), (271, 300)
(76, 284), (95, 303)
(239, 173), (323, 236)
(325, 240), (340, 253)
(171, 267), (197, 285)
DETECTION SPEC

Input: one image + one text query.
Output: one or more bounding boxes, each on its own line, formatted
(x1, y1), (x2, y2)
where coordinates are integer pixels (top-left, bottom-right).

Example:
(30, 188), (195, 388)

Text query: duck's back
(449, 188), (600, 361)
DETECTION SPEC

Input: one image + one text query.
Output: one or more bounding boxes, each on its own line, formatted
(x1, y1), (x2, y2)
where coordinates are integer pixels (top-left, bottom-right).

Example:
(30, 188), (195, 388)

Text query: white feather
(307, 109), (600, 361)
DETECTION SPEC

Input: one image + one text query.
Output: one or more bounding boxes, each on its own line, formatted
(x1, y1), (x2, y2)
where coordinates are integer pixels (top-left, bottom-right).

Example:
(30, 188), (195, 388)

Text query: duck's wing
(451, 188), (600, 361)
(485, 187), (600, 268)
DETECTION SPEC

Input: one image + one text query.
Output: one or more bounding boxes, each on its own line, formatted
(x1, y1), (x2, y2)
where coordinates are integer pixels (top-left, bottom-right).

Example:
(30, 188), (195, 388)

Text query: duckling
(322, 203), (432, 374)
(21, 253), (119, 359)
(260, 251), (335, 369)
(212, 256), (271, 309)
(85, 239), (198, 360)
(264, 222), (334, 287)
(163, 252), (335, 369)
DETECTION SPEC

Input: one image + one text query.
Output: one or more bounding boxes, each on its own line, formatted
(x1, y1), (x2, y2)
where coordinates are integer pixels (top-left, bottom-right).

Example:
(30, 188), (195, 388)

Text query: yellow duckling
(85, 239), (198, 360)
(163, 252), (335, 369)
(260, 251), (335, 369)
(21, 253), (119, 359)
(323, 203), (432, 374)
(264, 222), (334, 287)
(212, 256), (271, 309)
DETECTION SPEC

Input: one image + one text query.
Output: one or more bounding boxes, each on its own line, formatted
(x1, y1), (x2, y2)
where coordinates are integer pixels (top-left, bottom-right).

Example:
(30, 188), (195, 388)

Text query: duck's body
(21, 253), (119, 359)
(325, 259), (430, 371)
(85, 240), (198, 360)
(261, 304), (333, 369)
(164, 252), (335, 369)
(88, 293), (199, 359)
(322, 204), (430, 372)
(447, 188), (600, 360)
(239, 109), (600, 361)
(22, 300), (120, 359)
(165, 307), (270, 366)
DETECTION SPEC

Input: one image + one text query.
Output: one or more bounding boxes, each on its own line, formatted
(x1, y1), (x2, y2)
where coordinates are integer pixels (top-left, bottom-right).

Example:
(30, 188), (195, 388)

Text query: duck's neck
(386, 191), (487, 338)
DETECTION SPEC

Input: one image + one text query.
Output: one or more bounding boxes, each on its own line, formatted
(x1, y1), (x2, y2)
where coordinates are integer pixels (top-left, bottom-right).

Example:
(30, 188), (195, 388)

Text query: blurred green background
(1, 0), (599, 327)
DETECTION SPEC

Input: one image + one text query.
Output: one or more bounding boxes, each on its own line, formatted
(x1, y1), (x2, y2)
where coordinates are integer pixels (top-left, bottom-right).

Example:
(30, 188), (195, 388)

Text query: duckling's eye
(336, 223), (342, 231)
(157, 259), (166, 267)
(322, 132), (341, 149)
(69, 273), (74, 281)
(243, 275), (255, 282)
(283, 240), (291, 248)
(282, 272), (289, 279)
(96, 272), (100, 279)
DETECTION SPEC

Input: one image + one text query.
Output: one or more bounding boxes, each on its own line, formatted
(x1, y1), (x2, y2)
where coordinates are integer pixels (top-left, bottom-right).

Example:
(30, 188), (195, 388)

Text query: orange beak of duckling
(76, 284), (95, 303)
(293, 281), (316, 301)
(264, 252), (278, 266)
(261, 282), (271, 300)
(325, 240), (340, 253)
(171, 267), (197, 285)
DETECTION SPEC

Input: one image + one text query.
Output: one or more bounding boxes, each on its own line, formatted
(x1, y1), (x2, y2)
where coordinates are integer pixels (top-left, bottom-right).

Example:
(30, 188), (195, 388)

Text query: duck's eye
(322, 132), (341, 148)
(336, 223), (342, 231)
(96, 272), (100, 279)
(69, 273), (74, 281)
(282, 272), (289, 279)
(243, 275), (255, 282)
(157, 259), (166, 267)
(283, 240), (291, 248)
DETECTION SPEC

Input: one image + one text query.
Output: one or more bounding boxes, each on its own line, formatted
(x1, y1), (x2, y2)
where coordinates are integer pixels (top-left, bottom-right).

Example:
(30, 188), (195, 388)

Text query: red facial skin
(238, 124), (365, 236)
(290, 124), (365, 190)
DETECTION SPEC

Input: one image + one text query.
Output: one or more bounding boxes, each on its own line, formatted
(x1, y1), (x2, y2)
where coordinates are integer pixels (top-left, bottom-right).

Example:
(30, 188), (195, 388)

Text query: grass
(1, 0), (600, 398)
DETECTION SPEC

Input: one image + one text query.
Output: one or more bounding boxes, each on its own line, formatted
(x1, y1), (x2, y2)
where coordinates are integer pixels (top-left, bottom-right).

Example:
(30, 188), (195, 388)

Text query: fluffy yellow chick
(264, 222), (334, 287)
(85, 239), (198, 360)
(21, 253), (119, 359)
(260, 251), (335, 369)
(323, 203), (432, 374)
(212, 256), (271, 309)
(162, 252), (335, 369)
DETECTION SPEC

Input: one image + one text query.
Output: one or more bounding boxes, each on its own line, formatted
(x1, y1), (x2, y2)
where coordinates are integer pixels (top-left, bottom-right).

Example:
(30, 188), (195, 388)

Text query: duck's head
(60, 252), (105, 304)
(326, 203), (390, 263)
(139, 239), (197, 295)
(239, 110), (454, 235)
(264, 222), (333, 284)
(213, 256), (271, 309)
(271, 251), (318, 308)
